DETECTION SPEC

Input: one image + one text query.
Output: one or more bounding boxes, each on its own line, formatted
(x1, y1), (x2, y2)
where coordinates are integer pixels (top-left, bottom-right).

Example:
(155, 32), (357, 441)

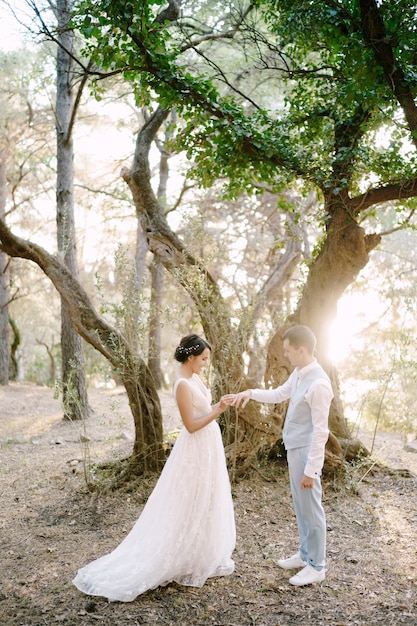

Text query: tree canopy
(58, 0), (417, 356)
(69, 0), (417, 196)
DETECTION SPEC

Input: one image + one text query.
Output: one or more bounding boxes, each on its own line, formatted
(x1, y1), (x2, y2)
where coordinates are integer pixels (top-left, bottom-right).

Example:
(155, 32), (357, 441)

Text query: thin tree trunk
(36, 338), (56, 386)
(56, 0), (90, 419)
(147, 111), (174, 389)
(148, 258), (163, 388)
(0, 158), (9, 385)
(8, 316), (20, 381)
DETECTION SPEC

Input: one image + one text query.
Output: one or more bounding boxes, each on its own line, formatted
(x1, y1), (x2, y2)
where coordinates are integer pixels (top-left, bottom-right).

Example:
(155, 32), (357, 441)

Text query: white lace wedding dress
(72, 374), (235, 602)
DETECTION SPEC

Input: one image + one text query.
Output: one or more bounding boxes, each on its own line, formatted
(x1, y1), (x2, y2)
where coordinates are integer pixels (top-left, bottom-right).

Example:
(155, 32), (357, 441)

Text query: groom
(228, 325), (333, 586)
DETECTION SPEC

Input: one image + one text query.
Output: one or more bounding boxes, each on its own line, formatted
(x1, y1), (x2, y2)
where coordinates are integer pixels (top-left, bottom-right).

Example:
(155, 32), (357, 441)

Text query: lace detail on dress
(72, 374), (235, 602)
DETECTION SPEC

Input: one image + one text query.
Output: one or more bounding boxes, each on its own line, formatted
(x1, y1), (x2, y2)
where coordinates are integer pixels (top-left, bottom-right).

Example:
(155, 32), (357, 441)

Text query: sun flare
(328, 291), (383, 365)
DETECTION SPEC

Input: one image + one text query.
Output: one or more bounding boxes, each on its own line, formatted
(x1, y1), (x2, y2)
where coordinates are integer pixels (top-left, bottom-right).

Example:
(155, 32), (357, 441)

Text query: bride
(73, 334), (236, 602)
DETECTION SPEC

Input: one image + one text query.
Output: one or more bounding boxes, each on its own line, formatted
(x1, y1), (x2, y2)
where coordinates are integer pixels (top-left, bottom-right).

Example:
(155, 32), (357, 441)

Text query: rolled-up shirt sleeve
(304, 380), (333, 478)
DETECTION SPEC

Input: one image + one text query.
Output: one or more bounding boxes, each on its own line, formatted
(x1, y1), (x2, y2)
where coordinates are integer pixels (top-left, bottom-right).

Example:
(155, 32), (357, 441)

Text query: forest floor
(0, 382), (417, 626)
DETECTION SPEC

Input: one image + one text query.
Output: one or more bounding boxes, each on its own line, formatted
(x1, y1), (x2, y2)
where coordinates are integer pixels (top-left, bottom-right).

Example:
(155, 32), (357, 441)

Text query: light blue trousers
(286, 446), (326, 570)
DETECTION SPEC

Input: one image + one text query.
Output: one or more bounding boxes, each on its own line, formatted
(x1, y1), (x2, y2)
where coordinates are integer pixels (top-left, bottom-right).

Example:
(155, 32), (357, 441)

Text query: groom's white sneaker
(289, 564), (325, 586)
(277, 553), (306, 570)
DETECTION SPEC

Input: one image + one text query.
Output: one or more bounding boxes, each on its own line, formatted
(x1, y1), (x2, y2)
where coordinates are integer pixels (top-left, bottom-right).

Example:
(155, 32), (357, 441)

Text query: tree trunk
(121, 358), (164, 473)
(0, 218), (165, 474)
(0, 253), (8, 385)
(295, 207), (381, 360)
(265, 204), (381, 463)
(9, 317), (20, 381)
(121, 108), (246, 395)
(36, 338), (56, 386)
(148, 257), (164, 389)
(0, 158), (9, 385)
(56, 0), (90, 419)
(146, 109), (174, 390)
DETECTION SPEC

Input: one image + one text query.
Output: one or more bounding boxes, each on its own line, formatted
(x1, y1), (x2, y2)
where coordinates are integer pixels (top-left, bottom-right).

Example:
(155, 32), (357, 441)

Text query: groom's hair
(283, 325), (316, 354)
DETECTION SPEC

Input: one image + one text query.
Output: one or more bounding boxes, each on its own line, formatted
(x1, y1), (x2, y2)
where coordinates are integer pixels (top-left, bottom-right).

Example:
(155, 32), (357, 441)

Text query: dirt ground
(0, 382), (416, 626)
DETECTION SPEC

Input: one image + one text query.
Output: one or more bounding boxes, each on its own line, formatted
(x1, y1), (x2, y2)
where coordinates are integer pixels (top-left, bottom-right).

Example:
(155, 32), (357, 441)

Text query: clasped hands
(221, 390), (252, 409)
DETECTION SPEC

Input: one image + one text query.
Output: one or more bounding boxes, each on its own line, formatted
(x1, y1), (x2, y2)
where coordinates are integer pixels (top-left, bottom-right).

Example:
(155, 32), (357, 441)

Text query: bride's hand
(227, 390), (251, 408)
(220, 395), (236, 408)
(219, 396), (231, 411)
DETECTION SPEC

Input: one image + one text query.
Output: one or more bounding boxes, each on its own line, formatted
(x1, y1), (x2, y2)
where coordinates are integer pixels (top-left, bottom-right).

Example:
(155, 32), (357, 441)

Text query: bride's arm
(176, 381), (227, 433)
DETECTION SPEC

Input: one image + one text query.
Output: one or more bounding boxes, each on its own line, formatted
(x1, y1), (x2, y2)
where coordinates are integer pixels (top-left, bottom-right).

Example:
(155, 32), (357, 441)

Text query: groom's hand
(223, 390), (252, 408)
(301, 475), (315, 489)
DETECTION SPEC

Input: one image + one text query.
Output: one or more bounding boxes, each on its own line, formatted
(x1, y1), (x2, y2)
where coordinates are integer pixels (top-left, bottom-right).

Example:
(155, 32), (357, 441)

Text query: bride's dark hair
(174, 334), (211, 363)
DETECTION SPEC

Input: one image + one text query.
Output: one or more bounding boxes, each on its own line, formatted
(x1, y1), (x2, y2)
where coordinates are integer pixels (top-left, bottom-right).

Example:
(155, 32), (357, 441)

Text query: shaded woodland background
(1, 0), (417, 473)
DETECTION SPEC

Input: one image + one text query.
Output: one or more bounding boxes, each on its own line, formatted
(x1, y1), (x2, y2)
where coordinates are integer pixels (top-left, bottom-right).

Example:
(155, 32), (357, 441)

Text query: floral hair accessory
(177, 344), (201, 355)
